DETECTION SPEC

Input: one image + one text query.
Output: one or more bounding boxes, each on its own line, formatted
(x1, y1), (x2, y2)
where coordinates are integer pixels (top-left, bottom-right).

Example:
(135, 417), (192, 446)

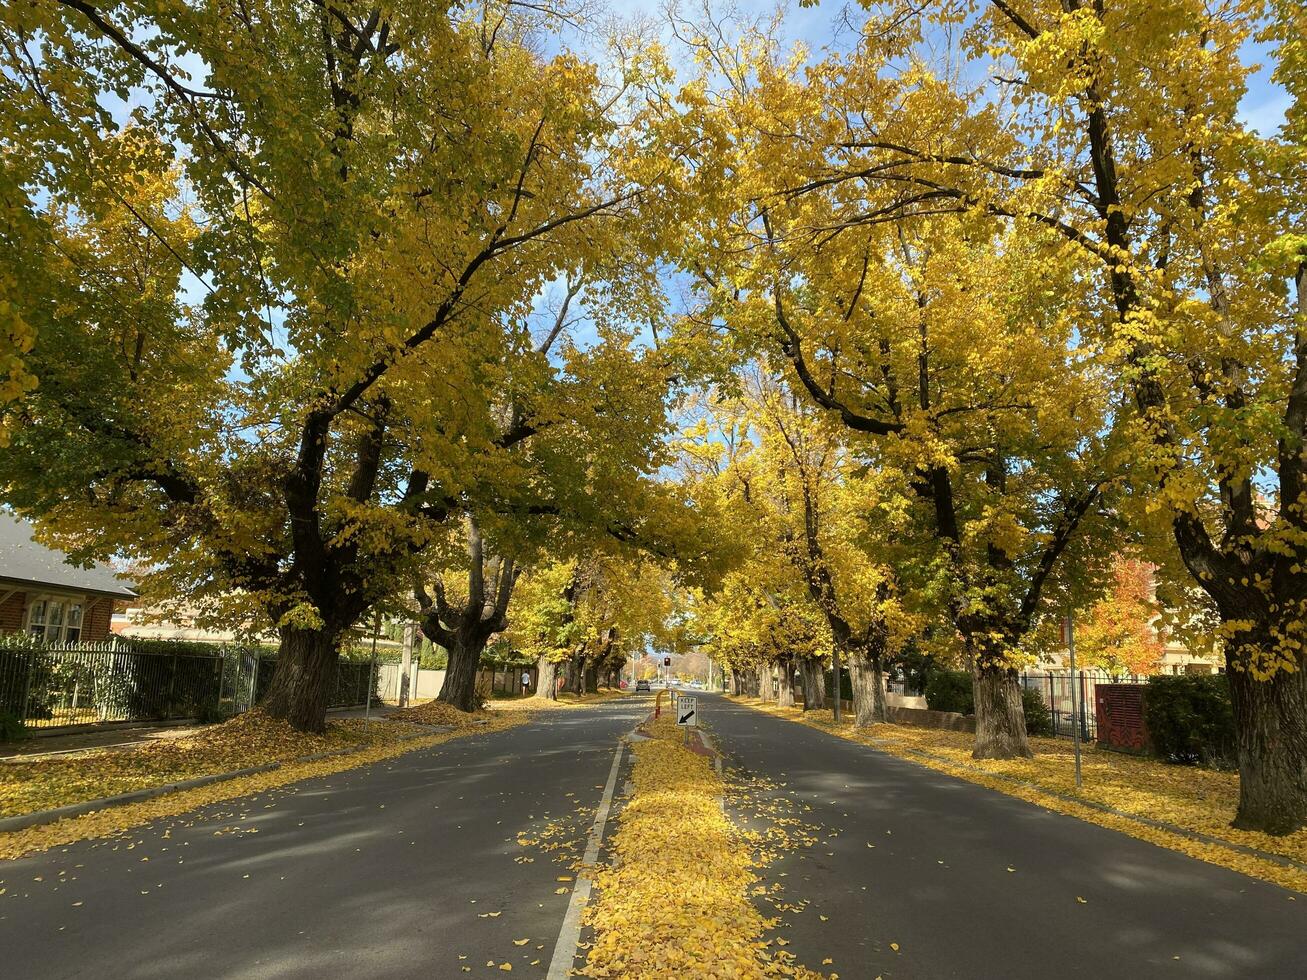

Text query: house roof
(0, 512), (137, 599)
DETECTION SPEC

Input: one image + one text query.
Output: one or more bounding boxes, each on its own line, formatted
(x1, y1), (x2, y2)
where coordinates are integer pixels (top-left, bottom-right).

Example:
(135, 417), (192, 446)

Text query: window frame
(23, 594), (89, 645)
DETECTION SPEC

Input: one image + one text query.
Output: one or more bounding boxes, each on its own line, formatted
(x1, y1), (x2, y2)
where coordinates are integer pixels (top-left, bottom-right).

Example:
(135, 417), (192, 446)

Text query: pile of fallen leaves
(0, 711), (427, 819)
(386, 700), (489, 728)
(740, 697), (1307, 894)
(580, 716), (826, 979)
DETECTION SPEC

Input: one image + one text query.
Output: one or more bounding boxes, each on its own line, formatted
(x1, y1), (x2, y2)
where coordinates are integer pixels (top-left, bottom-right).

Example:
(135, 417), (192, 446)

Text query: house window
(25, 597), (86, 644)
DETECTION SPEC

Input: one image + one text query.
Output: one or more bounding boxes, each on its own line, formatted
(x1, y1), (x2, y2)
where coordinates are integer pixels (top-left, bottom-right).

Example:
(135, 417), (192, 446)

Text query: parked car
(635, 679), (651, 692)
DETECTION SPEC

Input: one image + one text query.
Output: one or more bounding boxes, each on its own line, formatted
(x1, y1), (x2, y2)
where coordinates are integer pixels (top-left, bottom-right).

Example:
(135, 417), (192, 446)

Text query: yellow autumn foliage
(581, 718), (825, 979)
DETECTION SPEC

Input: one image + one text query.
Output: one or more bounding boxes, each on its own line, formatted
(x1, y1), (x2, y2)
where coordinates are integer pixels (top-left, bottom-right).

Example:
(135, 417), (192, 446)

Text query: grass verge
(732, 697), (1307, 894)
(580, 715), (824, 979)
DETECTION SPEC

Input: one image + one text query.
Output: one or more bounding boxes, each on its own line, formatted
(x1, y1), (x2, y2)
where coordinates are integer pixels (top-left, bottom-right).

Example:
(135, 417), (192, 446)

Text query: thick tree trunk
(848, 651), (887, 727)
(799, 658), (825, 711)
(535, 656), (559, 701)
(758, 664), (775, 702)
(583, 660), (600, 694)
(971, 662), (1032, 759)
(561, 656), (580, 694)
(1228, 660), (1307, 834)
(437, 635), (485, 712)
(776, 656), (795, 708)
(729, 670), (742, 695)
(261, 626), (340, 733)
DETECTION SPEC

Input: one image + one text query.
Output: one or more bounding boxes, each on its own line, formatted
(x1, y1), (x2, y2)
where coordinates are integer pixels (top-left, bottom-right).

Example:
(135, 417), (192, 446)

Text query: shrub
(925, 669), (974, 715)
(196, 701), (234, 725)
(1143, 674), (1237, 768)
(1022, 687), (1053, 737)
(0, 710), (28, 741)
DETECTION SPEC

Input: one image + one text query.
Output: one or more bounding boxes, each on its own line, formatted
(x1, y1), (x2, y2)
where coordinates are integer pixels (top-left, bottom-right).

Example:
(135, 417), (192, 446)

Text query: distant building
(0, 513), (137, 644)
(1039, 639), (1221, 676)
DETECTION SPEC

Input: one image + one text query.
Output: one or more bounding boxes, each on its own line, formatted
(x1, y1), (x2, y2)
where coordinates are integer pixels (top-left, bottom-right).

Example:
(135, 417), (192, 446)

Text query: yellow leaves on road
(0, 708), (536, 861)
(386, 701), (493, 728)
(1, 711), (425, 819)
(739, 699), (1307, 893)
(580, 717), (827, 979)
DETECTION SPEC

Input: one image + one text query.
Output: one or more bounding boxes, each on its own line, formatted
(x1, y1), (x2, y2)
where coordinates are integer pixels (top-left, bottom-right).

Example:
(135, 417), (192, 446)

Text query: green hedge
(1142, 674), (1237, 769)
(1022, 687), (1053, 737)
(823, 669), (854, 702)
(925, 669), (973, 714)
(925, 669), (1053, 737)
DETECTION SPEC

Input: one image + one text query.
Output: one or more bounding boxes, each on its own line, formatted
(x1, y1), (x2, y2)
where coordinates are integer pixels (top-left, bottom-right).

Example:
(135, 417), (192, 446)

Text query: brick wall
(0, 591), (115, 641)
(0, 591), (26, 633)
(84, 597), (113, 642)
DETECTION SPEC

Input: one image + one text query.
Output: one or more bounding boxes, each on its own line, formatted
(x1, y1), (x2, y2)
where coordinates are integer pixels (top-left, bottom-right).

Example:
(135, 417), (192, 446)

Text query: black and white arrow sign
(676, 696), (697, 727)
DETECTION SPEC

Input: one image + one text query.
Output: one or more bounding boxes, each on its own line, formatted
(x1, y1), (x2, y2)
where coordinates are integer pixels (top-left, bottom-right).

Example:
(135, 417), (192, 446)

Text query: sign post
(1061, 613), (1083, 789)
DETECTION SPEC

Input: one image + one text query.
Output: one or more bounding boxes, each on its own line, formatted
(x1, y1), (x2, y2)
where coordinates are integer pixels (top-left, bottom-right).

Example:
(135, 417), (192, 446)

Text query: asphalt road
(703, 693), (1307, 980)
(7, 691), (1305, 980)
(0, 697), (646, 980)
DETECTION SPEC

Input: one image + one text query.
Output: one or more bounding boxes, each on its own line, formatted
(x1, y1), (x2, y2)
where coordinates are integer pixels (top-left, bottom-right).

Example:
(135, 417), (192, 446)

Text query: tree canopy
(2, 0), (1304, 835)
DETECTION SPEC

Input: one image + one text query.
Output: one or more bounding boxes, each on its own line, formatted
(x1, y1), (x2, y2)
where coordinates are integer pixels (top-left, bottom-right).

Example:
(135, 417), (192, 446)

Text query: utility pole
(400, 621), (415, 707)
(364, 610), (380, 723)
(1063, 613), (1083, 789)
(832, 649), (841, 722)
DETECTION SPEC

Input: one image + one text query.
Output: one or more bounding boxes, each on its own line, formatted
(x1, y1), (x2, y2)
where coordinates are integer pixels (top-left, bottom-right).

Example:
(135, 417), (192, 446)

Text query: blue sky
(599, 0), (1290, 135)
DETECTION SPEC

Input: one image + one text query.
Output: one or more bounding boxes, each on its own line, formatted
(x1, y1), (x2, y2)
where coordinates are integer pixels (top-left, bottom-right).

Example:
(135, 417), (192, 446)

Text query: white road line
(546, 739), (626, 980)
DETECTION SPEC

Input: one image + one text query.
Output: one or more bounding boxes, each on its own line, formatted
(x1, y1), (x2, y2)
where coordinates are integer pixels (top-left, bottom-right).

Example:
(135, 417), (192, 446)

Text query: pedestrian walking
(521, 669), (531, 696)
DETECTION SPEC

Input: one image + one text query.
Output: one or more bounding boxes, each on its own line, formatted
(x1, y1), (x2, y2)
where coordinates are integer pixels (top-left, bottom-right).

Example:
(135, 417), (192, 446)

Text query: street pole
(832, 649), (841, 723)
(400, 621), (415, 707)
(1065, 613), (1083, 790)
(364, 610), (380, 724)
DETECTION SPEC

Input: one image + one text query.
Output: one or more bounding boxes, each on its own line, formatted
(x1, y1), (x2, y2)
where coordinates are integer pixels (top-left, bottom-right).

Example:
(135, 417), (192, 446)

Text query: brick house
(0, 513), (137, 644)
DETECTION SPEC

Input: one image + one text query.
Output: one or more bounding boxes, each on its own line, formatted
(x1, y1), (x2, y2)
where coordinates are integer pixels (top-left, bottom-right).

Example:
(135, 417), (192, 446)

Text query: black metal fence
(0, 637), (383, 729)
(1017, 670), (1148, 742)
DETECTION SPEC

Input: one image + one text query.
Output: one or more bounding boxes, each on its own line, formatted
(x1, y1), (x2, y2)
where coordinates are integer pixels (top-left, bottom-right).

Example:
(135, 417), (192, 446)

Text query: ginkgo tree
(810, 0), (1307, 833)
(0, 1), (683, 731)
(658, 15), (1122, 757)
(689, 372), (916, 724)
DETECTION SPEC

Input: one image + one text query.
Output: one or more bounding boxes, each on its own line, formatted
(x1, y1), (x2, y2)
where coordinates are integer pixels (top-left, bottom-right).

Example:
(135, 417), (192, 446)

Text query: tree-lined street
(3, 0), (1307, 975)
(5, 694), (1306, 979)
(1, 699), (643, 979)
(709, 695), (1307, 979)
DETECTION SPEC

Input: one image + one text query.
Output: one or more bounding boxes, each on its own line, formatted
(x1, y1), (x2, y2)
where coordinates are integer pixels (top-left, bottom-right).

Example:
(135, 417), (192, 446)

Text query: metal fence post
(20, 650), (34, 726)
(166, 653), (178, 717)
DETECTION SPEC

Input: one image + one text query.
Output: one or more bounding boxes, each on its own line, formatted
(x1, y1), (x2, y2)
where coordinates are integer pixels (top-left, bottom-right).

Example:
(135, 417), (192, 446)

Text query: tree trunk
(1228, 660), (1307, 834)
(437, 634), (485, 712)
(535, 656), (559, 701)
(971, 662), (1032, 759)
(583, 660), (600, 694)
(799, 658), (825, 711)
(849, 651), (887, 727)
(758, 665), (775, 702)
(261, 625), (340, 733)
(729, 670), (742, 695)
(776, 656), (795, 708)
